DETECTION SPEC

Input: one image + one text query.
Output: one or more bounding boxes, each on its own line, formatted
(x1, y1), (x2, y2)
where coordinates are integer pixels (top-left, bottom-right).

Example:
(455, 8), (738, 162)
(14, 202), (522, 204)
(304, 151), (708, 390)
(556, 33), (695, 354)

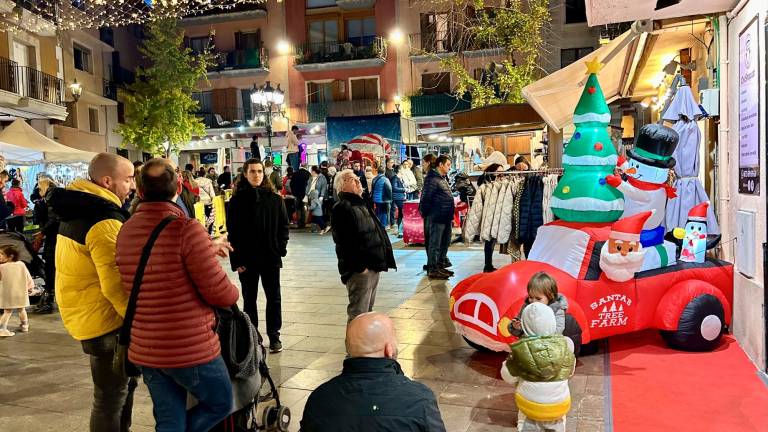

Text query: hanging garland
(0, 0), (267, 33)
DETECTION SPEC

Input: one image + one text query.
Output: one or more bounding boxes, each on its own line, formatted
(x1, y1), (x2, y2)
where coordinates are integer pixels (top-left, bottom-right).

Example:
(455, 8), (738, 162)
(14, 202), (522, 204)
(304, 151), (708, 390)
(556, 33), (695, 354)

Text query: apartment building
(0, 4), (67, 136)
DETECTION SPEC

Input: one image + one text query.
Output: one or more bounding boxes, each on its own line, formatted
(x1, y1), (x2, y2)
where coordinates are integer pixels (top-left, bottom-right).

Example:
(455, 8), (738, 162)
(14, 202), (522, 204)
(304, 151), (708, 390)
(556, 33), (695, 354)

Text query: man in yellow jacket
(50, 153), (136, 432)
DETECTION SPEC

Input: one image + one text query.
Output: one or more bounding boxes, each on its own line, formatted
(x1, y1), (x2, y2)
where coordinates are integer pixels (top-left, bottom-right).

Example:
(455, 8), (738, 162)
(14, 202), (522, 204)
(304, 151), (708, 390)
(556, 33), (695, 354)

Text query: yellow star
(585, 57), (604, 74)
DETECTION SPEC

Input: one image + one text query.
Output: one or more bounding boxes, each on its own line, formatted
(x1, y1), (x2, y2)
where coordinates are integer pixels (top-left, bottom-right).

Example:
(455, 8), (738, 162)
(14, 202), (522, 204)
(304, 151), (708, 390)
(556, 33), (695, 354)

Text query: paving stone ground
(0, 231), (606, 431)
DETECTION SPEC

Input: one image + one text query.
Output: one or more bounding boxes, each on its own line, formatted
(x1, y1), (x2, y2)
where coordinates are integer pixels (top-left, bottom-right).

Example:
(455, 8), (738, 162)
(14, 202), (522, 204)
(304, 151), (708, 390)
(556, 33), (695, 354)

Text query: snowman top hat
(610, 210), (654, 242)
(628, 124), (679, 169)
(687, 201), (709, 223)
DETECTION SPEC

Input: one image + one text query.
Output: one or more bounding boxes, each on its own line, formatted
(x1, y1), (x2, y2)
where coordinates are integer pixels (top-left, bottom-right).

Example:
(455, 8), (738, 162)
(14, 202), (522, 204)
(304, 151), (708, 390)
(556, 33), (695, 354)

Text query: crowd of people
(0, 146), (579, 432)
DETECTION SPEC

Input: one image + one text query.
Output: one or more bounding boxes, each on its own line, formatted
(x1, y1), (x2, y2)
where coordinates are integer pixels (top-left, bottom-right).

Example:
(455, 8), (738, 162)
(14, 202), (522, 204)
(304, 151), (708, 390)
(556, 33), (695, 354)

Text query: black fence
(196, 107), (246, 129)
(210, 48), (269, 71)
(294, 37), (386, 65)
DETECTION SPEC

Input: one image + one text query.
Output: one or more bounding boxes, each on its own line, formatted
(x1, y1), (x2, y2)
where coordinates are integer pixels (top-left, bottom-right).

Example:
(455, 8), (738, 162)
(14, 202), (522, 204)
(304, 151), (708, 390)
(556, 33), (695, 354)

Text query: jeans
(393, 200), (404, 232)
(80, 331), (137, 432)
(311, 215), (326, 230)
(375, 202), (390, 227)
(141, 356), (233, 432)
(287, 152), (300, 171)
(427, 218), (452, 271)
(388, 200), (396, 226)
(238, 266), (282, 341)
(423, 216), (431, 259)
(345, 271), (380, 322)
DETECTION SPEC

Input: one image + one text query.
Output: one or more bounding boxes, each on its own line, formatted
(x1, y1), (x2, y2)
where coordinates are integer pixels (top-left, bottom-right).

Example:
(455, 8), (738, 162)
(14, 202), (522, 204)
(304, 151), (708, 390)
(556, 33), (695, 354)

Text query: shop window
(421, 72), (450, 95)
(74, 43), (92, 73)
(88, 107), (99, 133)
(560, 47), (593, 68)
(350, 77), (378, 100)
(346, 17), (376, 46)
(565, 0), (587, 24)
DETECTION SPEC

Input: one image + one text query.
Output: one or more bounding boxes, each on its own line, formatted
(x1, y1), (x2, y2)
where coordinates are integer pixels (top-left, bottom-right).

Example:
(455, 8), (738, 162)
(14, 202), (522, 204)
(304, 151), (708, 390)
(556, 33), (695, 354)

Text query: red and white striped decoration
(346, 133), (391, 155)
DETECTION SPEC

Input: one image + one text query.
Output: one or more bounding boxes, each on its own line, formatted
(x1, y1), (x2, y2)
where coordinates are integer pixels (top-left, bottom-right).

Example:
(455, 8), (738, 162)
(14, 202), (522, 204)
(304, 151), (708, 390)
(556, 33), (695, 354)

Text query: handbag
(216, 303), (260, 379)
(113, 215), (177, 378)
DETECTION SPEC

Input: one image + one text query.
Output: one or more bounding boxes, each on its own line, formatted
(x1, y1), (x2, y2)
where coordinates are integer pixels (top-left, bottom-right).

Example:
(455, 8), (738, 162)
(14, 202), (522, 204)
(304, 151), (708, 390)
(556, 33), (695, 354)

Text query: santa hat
(610, 210), (654, 242)
(687, 201), (709, 222)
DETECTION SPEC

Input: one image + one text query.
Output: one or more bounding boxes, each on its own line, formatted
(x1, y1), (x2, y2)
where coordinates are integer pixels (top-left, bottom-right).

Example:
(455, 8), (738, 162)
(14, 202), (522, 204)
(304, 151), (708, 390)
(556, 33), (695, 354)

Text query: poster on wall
(326, 113), (402, 161)
(738, 17), (761, 195)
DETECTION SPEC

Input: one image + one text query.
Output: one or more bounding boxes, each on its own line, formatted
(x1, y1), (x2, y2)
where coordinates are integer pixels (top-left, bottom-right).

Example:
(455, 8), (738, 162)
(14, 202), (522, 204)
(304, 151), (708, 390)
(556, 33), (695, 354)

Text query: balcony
(410, 93), (471, 117)
(208, 48), (269, 78)
(0, 56), (64, 106)
(103, 79), (117, 101)
(300, 99), (384, 123)
(294, 37), (387, 71)
(408, 31), (503, 62)
(196, 107), (246, 129)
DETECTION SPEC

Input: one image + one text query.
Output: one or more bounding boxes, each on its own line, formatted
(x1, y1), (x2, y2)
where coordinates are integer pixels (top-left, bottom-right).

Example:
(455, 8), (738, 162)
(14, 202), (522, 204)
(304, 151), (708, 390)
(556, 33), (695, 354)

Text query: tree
(414, 0), (550, 107)
(117, 18), (212, 156)
(550, 58), (623, 223)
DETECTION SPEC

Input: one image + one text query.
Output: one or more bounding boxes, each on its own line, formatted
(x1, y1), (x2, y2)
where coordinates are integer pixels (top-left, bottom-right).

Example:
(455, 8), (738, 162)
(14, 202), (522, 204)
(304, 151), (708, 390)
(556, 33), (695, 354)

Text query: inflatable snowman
(605, 124), (679, 271)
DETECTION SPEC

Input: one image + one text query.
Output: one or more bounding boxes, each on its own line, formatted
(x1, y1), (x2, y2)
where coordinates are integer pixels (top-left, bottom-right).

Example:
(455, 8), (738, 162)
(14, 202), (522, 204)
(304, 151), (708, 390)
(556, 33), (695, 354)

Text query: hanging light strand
(0, 0), (266, 33)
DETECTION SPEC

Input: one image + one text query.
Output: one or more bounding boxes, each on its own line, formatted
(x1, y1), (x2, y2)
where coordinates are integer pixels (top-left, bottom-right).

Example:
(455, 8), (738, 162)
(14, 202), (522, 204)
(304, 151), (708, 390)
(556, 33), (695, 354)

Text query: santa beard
(599, 242), (645, 282)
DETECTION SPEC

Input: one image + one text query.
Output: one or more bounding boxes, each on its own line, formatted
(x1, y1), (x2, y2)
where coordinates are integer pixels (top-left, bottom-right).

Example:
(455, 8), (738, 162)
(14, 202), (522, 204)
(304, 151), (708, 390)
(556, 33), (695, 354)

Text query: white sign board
(738, 17), (761, 195)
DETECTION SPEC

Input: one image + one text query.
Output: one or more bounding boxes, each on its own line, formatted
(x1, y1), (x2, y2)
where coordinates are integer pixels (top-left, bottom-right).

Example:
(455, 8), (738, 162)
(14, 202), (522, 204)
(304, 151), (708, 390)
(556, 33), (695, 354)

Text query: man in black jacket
(301, 312), (446, 431)
(331, 170), (396, 322)
(419, 155), (455, 279)
(289, 163), (311, 228)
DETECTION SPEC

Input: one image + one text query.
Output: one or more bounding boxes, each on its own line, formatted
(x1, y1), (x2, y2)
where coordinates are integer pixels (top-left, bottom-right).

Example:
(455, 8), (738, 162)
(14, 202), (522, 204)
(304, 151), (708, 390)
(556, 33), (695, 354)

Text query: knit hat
(610, 210), (654, 242)
(521, 302), (557, 337)
(687, 202), (709, 222)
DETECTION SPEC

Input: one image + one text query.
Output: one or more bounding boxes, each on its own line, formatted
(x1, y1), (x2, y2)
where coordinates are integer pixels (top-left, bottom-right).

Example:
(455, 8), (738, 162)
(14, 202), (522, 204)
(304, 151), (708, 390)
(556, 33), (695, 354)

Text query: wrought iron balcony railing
(0, 57), (64, 106)
(294, 37), (387, 65)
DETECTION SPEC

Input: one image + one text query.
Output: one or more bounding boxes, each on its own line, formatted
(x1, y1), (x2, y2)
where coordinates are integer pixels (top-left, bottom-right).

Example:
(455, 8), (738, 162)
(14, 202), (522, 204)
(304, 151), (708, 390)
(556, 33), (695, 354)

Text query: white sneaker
(19, 323), (29, 333)
(0, 329), (15, 337)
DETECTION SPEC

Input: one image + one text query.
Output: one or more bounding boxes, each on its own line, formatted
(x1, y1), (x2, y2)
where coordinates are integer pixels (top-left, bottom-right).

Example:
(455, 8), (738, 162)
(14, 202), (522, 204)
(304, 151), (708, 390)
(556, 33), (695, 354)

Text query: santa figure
(600, 211), (653, 282)
(677, 202), (709, 263)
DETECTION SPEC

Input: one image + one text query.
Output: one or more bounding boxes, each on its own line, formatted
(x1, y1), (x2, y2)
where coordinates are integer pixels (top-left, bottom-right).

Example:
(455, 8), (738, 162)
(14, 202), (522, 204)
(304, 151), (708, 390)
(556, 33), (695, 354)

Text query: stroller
(0, 230), (46, 303)
(216, 306), (291, 432)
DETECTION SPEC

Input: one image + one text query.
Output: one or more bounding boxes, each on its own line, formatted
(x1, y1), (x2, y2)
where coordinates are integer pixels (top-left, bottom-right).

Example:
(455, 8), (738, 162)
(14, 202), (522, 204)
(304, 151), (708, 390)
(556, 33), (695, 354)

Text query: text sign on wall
(738, 17), (761, 195)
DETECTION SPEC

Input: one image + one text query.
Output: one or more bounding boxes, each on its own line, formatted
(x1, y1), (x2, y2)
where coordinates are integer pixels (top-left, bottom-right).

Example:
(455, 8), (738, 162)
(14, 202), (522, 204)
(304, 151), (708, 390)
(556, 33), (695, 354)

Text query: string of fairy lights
(0, 0), (267, 33)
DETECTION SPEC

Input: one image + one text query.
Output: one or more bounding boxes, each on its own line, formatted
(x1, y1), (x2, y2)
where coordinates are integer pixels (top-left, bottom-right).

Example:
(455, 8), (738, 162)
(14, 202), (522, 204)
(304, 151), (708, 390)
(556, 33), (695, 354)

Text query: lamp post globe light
(250, 80), (285, 152)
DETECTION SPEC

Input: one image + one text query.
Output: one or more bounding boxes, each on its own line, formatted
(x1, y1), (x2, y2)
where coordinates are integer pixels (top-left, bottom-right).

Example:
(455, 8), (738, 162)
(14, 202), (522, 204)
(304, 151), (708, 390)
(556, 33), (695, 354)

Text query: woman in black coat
(33, 178), (61, 313)
(227, 159), (290, 353)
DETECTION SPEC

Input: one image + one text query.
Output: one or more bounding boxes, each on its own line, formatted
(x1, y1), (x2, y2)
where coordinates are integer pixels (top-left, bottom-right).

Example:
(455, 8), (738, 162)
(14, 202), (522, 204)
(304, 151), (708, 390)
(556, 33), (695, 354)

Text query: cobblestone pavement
(0, 231), (606, 431)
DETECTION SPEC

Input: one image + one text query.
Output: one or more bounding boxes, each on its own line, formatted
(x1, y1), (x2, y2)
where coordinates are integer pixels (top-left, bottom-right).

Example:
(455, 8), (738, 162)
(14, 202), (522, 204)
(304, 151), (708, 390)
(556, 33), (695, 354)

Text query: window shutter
(234, 32), (242, 50)
(333, 80), (346, 101)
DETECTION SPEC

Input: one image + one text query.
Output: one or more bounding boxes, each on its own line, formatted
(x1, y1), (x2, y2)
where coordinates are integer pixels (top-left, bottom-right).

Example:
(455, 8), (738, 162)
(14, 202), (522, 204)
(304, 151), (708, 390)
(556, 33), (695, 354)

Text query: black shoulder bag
(113, 215), (177, 378)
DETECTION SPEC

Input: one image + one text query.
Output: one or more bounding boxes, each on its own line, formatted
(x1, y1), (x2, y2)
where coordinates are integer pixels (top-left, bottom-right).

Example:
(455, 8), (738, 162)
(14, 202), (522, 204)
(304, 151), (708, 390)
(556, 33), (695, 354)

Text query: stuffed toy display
(551, 58), (623, 223)
(599, 211), (653, 282)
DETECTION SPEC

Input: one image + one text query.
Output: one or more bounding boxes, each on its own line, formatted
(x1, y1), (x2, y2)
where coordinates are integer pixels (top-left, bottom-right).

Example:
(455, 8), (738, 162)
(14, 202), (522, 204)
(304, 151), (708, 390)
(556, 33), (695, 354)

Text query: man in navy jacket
(419, 155), (455, 279)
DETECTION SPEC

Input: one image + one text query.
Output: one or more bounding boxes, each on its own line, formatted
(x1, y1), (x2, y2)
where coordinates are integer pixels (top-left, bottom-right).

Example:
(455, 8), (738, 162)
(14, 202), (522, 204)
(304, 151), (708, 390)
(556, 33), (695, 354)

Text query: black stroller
(0, 230), (46, 303)
(216, 306), (291, 432)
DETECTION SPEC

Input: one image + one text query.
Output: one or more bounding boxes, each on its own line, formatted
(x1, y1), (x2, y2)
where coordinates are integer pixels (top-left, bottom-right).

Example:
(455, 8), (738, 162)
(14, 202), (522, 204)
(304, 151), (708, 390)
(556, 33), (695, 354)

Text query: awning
(522, 19), (708, 133)
(0, 119), (96, 165)
(448, 104), (545, 137)
(585, 0), (738, 26)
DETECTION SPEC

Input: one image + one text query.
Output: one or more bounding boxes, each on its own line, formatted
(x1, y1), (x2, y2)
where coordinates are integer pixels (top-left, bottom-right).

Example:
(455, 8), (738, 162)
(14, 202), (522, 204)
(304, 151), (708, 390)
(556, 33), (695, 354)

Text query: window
(346, 17), (376, 46)
(88, 108), (99, 133)
(560, 47), (594, 68)
(73, 43), (92, 73)
(309, 19), (339, 46)
(192, 91), (213, 113)
(307, 81), (345, 103)
(307, 0), (336, 7)
(116, 148), (129, 158)
(421, 73), (450, 95)
(565, 0), (587, 24)
(187, 36), (210, 54)
(350, 78), (378, 100)
(235, 32), (261, 50)
(420, 13), (450, 51)
(472, 68), (484, 81)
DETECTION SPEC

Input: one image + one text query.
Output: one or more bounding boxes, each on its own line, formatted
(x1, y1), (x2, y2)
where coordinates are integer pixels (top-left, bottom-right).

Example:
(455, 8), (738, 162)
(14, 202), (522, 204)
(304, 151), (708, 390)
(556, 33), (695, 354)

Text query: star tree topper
(585, 57), (604, 75)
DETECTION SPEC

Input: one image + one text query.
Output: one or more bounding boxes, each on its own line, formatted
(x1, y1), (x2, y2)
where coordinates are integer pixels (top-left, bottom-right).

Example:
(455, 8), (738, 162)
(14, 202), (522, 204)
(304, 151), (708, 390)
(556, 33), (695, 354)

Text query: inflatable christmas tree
(551, 58), (624, 223)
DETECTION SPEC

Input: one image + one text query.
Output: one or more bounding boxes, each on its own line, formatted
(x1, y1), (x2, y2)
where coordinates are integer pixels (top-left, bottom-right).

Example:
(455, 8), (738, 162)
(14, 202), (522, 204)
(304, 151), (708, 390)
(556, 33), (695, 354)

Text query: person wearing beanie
(500, 302), (575, 432)
(599, 211), (654, 282)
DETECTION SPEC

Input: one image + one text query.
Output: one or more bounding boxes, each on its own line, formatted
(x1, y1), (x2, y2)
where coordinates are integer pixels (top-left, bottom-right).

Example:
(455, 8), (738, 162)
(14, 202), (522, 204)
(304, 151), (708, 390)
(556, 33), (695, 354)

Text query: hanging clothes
(517, 176), (544, 250)
(463, 183), (487, 242)
(663, 86), (720, 234)
(542, 174), (558, 224)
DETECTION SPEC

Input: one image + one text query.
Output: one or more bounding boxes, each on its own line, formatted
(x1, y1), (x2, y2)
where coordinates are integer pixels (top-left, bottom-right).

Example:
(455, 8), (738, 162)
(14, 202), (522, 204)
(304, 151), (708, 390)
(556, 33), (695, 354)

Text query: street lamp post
(250, 81), (285, 154)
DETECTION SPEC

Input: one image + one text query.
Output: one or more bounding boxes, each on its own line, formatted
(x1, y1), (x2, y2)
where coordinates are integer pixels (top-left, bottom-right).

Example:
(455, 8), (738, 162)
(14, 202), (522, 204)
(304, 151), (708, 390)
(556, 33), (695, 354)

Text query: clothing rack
(485, 168), (564, 176)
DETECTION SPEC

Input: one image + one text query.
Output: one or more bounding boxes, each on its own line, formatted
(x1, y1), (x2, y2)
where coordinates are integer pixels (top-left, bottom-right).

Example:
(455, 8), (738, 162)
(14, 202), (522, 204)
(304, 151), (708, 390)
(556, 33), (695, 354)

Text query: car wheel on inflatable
(462, 336), (494, 353)
(661, 293), (726, 352)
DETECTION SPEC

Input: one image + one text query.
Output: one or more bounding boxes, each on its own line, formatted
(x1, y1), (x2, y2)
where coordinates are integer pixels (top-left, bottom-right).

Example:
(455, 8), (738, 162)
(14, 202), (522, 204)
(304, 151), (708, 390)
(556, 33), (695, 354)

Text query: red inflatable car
(450, 220), (734, 352)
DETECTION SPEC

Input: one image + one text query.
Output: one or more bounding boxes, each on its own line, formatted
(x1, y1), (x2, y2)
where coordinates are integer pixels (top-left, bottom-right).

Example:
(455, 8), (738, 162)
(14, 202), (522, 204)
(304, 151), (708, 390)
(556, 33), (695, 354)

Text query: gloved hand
(605, 175), (622, 188)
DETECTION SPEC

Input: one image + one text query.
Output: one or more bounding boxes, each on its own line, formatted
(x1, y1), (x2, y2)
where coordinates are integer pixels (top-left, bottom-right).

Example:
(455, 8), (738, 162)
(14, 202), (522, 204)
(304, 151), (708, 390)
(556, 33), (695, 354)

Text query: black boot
(34, 292), (54, 314)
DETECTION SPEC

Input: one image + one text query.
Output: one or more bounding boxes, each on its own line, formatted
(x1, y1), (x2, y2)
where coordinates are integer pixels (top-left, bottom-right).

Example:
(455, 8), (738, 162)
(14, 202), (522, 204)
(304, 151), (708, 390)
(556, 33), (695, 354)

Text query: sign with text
(738, 17), (761, 195)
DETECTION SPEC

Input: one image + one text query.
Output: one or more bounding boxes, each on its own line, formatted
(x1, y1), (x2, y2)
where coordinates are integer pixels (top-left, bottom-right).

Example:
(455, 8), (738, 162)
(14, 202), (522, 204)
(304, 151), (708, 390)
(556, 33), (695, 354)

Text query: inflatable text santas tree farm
(551, 58), (623, 223)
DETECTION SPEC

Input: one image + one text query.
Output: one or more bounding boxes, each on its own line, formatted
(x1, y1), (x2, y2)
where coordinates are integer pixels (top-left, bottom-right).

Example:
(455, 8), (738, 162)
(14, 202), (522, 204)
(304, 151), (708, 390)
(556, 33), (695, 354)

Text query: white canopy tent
(0, 119), (96, 166)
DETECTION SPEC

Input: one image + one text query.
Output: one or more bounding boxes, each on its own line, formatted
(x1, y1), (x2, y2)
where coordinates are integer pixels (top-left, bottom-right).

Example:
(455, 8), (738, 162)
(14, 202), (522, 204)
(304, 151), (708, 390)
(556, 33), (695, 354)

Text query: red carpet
(608, 330), (768, 431)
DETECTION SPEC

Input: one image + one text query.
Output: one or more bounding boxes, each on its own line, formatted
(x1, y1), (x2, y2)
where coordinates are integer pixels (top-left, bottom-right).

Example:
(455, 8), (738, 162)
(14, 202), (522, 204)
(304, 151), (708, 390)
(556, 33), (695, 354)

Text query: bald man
(49, 152), (136, 432)
(301, 313), (446, 431)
